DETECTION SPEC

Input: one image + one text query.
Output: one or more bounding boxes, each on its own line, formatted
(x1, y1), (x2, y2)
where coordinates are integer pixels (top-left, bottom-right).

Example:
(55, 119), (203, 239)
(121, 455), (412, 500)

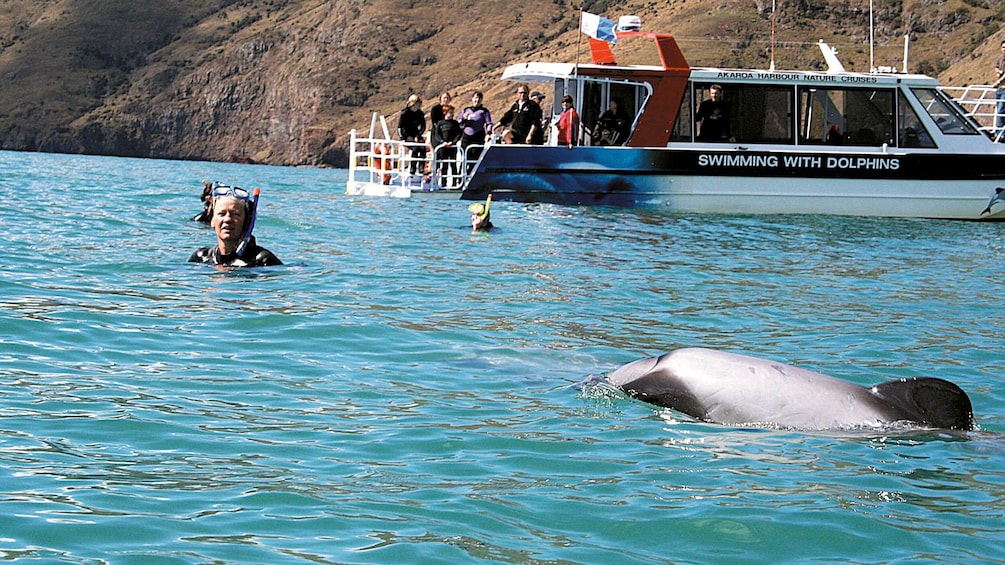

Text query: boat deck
(346, 114), (477, 199)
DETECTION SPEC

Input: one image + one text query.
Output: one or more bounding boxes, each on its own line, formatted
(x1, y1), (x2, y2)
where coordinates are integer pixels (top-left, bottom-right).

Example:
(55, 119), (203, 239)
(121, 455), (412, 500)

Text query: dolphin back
(607, 348), (976, 431)
(870, 377), (974, 431)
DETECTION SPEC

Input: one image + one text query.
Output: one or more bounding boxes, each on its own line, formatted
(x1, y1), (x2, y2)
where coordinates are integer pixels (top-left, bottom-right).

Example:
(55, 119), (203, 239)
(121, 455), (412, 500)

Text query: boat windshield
(898, 91), (936, 148)
(910, 88), (981, 136)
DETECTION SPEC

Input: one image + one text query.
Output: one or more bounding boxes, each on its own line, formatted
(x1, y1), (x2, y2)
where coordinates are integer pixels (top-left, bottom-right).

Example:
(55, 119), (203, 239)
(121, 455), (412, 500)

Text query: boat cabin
(507, 35), (988, 153)
(348, 26), (1005, 219)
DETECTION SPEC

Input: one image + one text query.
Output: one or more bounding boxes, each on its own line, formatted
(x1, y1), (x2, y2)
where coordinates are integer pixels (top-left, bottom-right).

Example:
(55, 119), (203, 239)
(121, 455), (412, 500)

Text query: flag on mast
(580, 12), (618, 43)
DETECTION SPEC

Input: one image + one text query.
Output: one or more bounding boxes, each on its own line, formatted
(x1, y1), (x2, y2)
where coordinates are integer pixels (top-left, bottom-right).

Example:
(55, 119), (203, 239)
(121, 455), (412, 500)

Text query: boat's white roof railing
(502, 60), (940, 88)
(501, 62), (665, 82)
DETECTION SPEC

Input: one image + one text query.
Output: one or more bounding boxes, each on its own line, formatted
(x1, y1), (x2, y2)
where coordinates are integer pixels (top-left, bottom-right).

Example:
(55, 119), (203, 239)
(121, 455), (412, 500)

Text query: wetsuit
(398, 107), (427, 174)
(191, 208), (211, 223)
(696, 98), (730, 141)
(433, 118), (463, 187)
(430, 103), (447, 126)
(189, 236), (282, 267)
(460, 104), (493, 167)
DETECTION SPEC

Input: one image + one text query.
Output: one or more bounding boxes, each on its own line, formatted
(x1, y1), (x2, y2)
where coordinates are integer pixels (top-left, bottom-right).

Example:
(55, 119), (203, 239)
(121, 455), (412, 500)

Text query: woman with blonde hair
(397, 94), (427, 175)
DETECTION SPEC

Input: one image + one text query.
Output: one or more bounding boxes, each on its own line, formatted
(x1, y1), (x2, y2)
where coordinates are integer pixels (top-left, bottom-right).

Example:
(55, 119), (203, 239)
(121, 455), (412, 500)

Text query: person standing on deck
(432, 105), (463, 187)
(498, 84), (543, 145)
(696, 85), (731, 142)
(398, 94), (427, 175)
(529, 91), (548, 145)
(430, 91), (453, 126)
(556, 95), (580, 148)
(460, 91), (493, 172)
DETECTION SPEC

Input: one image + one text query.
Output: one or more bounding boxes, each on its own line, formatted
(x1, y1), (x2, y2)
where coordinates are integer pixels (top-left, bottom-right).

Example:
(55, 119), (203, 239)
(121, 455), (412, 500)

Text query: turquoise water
(1, 150), (1004, 564)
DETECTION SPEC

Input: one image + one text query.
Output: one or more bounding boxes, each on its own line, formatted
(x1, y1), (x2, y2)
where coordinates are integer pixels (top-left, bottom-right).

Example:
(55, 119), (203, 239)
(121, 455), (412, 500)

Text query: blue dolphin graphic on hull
(980, 187), (1005, 216)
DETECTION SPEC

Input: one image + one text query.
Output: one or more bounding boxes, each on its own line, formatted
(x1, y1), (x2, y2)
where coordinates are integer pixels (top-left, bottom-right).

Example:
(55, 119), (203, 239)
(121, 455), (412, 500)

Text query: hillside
(1, 0), (1003, 167)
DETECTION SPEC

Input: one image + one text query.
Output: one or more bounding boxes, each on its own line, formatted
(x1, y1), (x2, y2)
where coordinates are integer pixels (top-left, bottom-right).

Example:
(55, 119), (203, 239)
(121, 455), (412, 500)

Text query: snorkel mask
(468, 194), (492, 220)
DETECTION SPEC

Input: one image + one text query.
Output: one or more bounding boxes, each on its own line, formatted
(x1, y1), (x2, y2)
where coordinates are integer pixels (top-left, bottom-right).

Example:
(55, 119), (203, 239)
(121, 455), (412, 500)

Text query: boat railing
(347, 124), (487, 195)
(943, 85), (1004, 142)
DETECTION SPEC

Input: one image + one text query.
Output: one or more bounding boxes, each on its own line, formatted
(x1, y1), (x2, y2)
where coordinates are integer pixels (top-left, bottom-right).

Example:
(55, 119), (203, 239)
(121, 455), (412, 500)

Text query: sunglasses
(211, 184), (251, 200)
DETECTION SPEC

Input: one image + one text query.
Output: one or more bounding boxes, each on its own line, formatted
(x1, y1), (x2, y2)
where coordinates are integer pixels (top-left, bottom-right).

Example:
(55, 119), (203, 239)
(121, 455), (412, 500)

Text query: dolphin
(606, 348), (974, 431)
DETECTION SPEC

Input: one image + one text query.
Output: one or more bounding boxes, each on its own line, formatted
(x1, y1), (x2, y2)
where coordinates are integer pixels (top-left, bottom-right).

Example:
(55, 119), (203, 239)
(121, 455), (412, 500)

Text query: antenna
(769, 0), (776, 71)
(902, 33), (910, 73)
(869, 0), (875, 72)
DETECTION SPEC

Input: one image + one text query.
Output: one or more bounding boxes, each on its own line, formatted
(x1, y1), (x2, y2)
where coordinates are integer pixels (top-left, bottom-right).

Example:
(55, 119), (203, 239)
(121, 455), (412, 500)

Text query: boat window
(898, 91), (936, 148)
(798, 87), (894, 146)
(691, 84), (793, 144)
(670, 86), (693, 143)
(580, 80), (650, 146)
(910, 88), (981, 136)
(732, 85), (793, 144)
(581, 82), (604, 145)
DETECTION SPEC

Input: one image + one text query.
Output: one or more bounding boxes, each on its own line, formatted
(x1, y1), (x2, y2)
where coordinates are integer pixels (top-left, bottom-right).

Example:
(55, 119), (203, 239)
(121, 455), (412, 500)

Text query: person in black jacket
(429, 91), (453, 126)
(432, 105), (463, 188)
(695, 85), (731, 141)
(397, 94), (427, 175)
(498, 84), (543, 145)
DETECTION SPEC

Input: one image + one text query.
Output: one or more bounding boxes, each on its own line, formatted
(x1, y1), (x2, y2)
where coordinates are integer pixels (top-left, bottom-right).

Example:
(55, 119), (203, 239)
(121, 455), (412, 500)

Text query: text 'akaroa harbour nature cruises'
(347, 15), (1005, 220)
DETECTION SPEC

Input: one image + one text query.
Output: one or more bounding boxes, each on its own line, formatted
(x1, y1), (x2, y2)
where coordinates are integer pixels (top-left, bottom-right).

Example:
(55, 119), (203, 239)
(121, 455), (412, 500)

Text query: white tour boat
(346, 18), (1005, 220)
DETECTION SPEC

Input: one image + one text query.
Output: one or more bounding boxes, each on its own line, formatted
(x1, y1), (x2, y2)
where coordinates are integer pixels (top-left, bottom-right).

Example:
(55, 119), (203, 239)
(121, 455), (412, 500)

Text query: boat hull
(346, 180), (462, 200)
(460, 145), (1005, 219)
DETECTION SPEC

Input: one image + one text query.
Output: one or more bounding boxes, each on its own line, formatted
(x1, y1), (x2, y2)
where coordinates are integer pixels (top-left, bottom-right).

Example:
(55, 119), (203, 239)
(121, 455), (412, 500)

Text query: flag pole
(575, 7), (583, 76)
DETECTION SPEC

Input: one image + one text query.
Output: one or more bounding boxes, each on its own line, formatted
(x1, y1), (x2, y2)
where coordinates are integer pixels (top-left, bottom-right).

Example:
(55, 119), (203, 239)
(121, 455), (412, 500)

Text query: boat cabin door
(578, 80), (649, 146)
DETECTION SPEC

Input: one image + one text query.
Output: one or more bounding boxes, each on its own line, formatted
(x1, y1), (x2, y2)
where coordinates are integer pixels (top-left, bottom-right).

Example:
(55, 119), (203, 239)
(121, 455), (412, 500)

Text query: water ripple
(1, 151), (1004, 563)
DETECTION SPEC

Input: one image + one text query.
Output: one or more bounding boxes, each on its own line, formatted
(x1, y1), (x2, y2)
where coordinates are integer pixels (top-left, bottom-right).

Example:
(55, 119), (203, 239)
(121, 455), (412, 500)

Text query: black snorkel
(235, 187), (261, 258)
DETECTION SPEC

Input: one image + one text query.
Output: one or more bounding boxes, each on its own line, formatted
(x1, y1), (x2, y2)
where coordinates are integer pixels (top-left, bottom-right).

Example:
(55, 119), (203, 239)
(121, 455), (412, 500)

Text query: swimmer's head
(469, 195), (492, 230)
(211, 183), (256, 236)
(200, 180), (214, 203)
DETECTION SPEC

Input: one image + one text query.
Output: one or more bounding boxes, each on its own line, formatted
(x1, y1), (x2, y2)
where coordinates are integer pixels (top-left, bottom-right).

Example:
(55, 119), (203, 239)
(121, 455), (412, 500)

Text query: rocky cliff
(1, 0), (1002, 167)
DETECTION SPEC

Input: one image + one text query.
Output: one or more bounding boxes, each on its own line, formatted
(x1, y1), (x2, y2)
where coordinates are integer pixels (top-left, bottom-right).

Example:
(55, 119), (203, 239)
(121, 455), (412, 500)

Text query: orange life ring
(373, 143), (392, 185)
(423, 139), (433, 175)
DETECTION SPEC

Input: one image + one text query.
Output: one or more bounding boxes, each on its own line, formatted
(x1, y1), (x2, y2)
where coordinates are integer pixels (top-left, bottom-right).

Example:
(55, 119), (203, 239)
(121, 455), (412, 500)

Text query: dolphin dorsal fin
(870, 377), (974, 430)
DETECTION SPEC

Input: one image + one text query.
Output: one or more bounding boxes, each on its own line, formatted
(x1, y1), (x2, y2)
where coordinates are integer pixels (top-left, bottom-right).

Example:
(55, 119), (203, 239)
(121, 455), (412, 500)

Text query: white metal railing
(347, 113), (488, 196)
(943, 84), (1005, 142)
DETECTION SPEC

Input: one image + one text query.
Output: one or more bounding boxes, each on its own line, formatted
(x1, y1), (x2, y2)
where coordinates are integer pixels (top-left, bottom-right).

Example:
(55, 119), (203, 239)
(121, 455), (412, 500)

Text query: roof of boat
(501, 61), (942, 88)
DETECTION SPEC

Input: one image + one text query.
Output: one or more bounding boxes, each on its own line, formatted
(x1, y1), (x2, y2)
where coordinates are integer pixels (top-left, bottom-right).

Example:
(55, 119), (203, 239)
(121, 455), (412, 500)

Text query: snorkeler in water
(188, 182), (282, 267)
(469, 194), (494, 232)
(191, 180), (214, 224)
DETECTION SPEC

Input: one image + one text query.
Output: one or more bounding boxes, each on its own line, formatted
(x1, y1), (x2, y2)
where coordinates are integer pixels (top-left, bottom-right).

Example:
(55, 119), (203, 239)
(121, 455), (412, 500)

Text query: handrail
(942, 84), (1004, 142)
(347, 127), (488, 195)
